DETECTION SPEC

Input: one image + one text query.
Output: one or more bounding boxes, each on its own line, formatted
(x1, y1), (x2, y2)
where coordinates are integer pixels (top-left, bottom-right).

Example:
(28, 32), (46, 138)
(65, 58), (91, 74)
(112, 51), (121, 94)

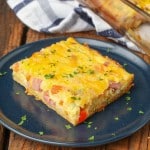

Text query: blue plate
(0, 37), (150, 147)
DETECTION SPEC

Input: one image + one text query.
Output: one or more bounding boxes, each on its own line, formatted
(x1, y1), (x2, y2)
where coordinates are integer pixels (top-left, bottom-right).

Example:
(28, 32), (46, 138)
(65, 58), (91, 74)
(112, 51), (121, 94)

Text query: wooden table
(0, 1), (150, 150)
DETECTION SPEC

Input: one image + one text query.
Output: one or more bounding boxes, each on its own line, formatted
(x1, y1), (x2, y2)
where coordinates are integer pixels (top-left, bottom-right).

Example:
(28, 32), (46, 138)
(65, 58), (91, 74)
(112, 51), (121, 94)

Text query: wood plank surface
(0, 0), (150, 150)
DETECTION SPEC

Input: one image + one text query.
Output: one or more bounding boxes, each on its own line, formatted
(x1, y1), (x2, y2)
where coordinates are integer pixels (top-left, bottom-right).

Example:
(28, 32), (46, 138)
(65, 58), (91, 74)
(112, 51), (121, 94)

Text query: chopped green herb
(84, 121), (93, 128)
(18, 115), (27, 126)
(0, 72), (7, 77)
(87, 121), (93, 125)
(62, 73), (74, 78)
(139, 110), (144, 114)
(123, 63), (128, 67)
(51, 49), (56, 54)
(88, 70), (95, 74)
(67, 49), (71, 52)
(99, 77), (103, 81)
(18, 120), (24, 126)
(111, 133), (116, 136)
(125, 96), (131, 101)
(44, 74), (55, 79)
(15, 92), (20, 95)
(39, 131), (44, 136)
(49, 63), (56, 67)
(88, 135), (94, 141)
(21, 115), (27, 121)
(65, 124), (72, 129)
(71, 96), (81, 100)
(114, 117), (119, 121)
(69, 74), (74, 78)
(127, 107), (132, 111)
(87, 124), (92, 128)
(78, 66), (83, 70)
(73, 71), (79, 75)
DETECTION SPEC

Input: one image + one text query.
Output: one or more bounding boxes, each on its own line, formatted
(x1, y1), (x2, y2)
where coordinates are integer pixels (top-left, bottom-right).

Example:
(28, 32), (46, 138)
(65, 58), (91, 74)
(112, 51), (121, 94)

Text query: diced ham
(12, 62), (19, 72)
(31, 78), (42, 91)
(43, 91), (55, 106)
(109, 81), (121, 90)
(51, 85), (63, 94)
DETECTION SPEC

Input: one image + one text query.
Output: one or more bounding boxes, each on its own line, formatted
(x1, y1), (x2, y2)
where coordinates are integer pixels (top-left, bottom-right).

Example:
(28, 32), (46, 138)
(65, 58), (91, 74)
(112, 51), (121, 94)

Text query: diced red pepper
(78, 109), (87, 124)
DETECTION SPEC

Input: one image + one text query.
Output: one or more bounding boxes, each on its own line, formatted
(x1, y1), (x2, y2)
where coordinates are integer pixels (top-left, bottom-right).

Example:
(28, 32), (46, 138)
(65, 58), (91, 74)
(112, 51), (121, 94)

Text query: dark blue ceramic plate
(0, 37), (150, 147)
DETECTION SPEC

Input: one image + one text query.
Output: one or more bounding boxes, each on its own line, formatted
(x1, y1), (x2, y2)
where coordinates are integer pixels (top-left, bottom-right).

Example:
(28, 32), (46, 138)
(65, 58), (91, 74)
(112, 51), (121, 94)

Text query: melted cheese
(13, 37), (133, 108)
(129, 0), (150, 14)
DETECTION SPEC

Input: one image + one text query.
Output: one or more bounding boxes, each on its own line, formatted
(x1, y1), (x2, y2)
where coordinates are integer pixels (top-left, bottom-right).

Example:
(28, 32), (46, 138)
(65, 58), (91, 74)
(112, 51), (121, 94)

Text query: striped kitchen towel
(7, 0), (142, 52)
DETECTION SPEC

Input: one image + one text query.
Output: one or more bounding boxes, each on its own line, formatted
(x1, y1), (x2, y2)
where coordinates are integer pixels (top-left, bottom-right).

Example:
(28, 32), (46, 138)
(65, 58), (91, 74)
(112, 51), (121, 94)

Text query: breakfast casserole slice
(10, 37), (134, 126)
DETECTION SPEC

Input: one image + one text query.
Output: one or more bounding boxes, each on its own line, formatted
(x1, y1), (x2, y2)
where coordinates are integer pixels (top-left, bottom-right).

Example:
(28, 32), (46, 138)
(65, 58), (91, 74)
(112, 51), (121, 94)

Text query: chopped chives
(44, 74), (55, 79)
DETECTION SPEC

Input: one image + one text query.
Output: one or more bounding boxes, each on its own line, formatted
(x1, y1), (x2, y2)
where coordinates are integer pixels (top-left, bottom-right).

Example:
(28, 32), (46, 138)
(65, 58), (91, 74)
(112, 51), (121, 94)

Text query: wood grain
(0, 125), (5, 150)
(1, 0), (150, 149)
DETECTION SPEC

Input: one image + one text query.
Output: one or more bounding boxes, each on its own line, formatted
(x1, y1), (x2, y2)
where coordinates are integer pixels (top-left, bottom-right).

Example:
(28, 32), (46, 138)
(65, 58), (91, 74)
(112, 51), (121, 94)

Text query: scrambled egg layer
(14, 37), (132, 108)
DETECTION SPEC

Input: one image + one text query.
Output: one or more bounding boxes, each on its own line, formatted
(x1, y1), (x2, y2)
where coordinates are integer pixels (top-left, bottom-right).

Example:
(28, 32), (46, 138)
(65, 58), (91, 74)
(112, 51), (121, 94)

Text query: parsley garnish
(51, 49), (56, 54)
(65, 124), (72, 129)
(18, 115), (27, 126)
(88, 69), (95, 74)
(99, 77), (103, 81)
(87, 122), (93, 128)
(114, 117), (119, 121)
(0, 72), (7, 77)
(44, 74), (55, 79)
(127, 107), (132, 111)
(139, 110), (144, 114)
(125, 96), (131, 101)
(71, 96), (81, 100)
(88, 135), (94, 141)
(73, 71), (79, 75)
(38, 131), (44, 136)
(62, 73), (74, 78)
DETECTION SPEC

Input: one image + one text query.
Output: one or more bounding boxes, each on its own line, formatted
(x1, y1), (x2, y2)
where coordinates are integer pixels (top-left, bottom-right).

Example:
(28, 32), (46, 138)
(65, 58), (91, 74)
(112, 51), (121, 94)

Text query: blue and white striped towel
(7, 0), (142, 52)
